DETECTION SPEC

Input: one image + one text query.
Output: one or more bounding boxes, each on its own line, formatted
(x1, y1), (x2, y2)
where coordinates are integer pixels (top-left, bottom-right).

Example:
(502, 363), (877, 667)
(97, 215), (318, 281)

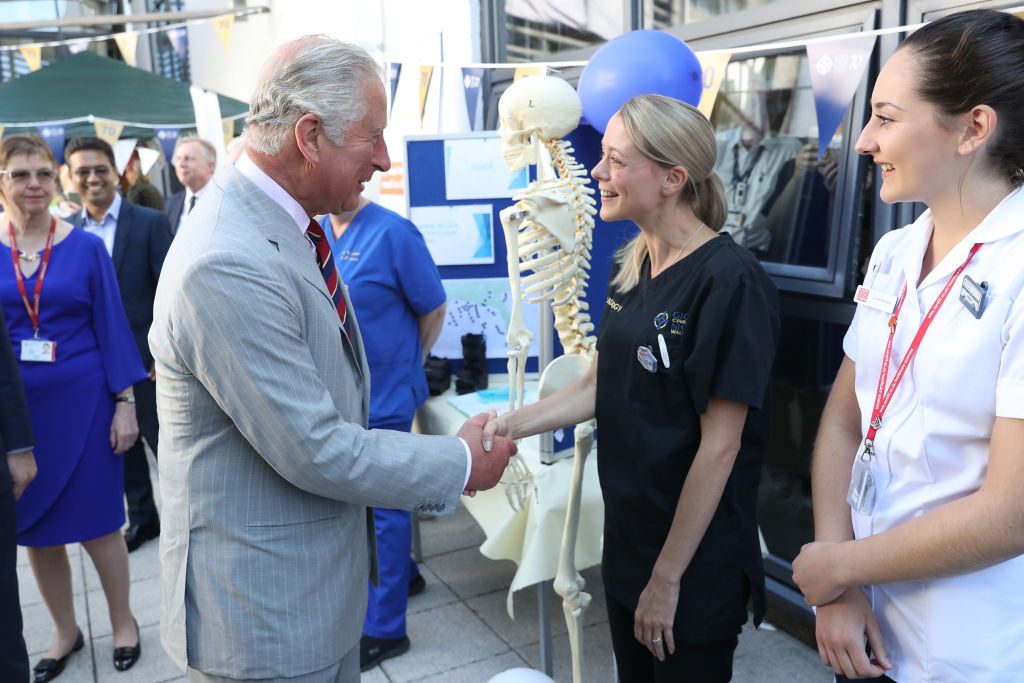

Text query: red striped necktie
(306, 220), (347, 326)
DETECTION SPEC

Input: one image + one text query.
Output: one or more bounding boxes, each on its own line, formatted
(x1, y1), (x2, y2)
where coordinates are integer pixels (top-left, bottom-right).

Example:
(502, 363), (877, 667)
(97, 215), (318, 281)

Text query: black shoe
(124, 520), (160, 553)
(359, 635), (410, 672)
(408, 573), (426, 597)
(113, 618), (141, 672)
(33, 628), (84, 683)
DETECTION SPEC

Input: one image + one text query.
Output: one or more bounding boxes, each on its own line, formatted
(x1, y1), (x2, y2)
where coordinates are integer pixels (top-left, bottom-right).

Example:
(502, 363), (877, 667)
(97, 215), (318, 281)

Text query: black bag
(455, 333), (488, 395)
(423, 355), (452, 396)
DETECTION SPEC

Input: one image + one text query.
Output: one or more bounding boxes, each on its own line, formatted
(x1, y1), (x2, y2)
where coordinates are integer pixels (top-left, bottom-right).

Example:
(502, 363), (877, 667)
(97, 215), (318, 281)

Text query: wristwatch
(115, 394), (136, 404)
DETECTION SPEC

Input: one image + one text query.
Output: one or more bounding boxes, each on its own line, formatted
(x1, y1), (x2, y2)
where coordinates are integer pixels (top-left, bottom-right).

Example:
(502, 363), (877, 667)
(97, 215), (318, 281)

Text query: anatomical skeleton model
(497, 74), (597, 683)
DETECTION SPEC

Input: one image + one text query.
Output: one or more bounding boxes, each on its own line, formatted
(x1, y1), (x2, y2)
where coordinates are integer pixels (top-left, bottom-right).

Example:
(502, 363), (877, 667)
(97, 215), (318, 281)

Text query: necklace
(670, 223), (706, 263)
(18, 250), (40, 262)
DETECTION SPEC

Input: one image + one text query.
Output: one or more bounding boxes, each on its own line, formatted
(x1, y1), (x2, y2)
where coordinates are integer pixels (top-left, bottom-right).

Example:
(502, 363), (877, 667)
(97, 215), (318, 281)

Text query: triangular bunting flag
(18, 45), (42, 72)
(806, 35), (877, 158)
(113, 139), (138, 175)
(166, 28), (188, 61)
(696, 52), (732, 119)
(389, 62), (402, 117)
(67, 40), (90, 55)
(212, 15), (235, 51)
(461, 67), (484, 131)
(418, 66), (434, 129)
(93, 118), (125, 147)
(513, 65), (545, 82)
(0, 126), (6, 141)
(137, 147), (161, 176)
(222, 118), (235, 147)
(113, 31), (139, 66)
(154, 128), (180, 161)
(39, 126), (66, 165)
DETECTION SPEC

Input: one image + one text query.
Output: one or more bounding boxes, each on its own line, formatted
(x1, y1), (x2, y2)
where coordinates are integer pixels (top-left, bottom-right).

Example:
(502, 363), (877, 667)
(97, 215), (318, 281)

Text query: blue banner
(155, 127), (180, 162)
(388, 62), (402, 117)
(806, 35), (876, 158)
(39, 125), (66, 165)
(461, 67), (484, 131)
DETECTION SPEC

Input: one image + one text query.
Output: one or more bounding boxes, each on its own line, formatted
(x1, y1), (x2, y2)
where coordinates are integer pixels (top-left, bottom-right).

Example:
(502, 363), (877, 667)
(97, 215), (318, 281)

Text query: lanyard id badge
(848, 445), (878, 515)
(9, 217), (58, 362)
(847, 242), (982, 516)
(21, 338), (56, 362)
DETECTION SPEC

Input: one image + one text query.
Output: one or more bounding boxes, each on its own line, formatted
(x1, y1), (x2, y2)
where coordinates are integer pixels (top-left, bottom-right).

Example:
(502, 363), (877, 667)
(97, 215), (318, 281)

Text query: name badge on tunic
(847, 446), (877, 516)
(853, 285), (898, 314)
(636, 345), (658, 373)
(21, 338), (56, 363)
(959, 275), (988, 319)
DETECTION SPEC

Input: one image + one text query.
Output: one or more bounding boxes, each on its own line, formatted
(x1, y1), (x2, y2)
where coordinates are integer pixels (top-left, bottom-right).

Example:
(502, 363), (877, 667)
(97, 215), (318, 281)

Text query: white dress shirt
(234, 153), (474, 488)
(80, 192), (121, 256)
(177, 183), (211, 234)
(843, 187), (1024, 682)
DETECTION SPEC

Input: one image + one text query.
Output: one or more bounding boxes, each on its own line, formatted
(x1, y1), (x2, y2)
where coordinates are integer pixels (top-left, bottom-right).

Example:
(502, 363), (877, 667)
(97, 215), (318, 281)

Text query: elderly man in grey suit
(149, 36), (517, 683)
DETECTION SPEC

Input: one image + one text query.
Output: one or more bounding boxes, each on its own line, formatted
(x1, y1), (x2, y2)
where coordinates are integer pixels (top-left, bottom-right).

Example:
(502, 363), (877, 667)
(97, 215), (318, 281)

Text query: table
(415, 378), (605, 673)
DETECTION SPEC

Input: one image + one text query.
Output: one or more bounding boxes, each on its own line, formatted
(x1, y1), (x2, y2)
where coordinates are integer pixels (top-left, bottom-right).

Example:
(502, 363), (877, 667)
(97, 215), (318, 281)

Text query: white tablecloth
(415, 378), (604, 615)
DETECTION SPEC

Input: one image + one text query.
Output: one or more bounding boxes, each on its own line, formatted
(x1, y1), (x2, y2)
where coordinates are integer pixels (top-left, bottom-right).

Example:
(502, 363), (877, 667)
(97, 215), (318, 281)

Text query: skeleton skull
(498, 76), (582, 171)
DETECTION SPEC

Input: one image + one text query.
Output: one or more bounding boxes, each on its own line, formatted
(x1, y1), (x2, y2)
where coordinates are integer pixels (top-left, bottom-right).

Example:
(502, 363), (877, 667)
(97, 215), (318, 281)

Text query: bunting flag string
(0, 7), (265, 53)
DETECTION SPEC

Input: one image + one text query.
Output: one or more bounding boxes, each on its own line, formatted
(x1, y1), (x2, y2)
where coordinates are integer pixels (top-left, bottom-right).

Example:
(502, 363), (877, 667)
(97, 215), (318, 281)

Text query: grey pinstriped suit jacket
(149, 165), (467, 679)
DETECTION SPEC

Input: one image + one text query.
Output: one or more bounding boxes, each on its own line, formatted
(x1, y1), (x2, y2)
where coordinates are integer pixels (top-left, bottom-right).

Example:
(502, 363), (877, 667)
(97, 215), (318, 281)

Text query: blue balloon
(577, 30), (703, 133)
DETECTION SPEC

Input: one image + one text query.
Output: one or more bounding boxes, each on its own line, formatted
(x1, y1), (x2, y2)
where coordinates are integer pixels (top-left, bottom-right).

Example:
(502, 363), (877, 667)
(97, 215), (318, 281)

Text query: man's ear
(663, 165), (689, 196)
(957, 104), (998, 158)
(294, 113), (322, 165)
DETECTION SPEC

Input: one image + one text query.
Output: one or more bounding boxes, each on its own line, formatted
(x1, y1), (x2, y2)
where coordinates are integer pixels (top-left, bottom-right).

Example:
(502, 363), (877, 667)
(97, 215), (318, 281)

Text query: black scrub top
(595, 232), (780, 640)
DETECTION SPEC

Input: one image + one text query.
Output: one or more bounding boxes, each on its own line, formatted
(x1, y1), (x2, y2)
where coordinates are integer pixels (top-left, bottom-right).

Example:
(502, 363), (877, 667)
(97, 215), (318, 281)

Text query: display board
(406, 129), (635, 376)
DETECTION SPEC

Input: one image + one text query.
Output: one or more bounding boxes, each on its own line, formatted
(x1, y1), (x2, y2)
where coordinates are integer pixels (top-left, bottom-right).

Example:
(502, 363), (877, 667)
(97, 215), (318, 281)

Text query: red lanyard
(8, 217), (57, 338)
(865, 242), (982, 453)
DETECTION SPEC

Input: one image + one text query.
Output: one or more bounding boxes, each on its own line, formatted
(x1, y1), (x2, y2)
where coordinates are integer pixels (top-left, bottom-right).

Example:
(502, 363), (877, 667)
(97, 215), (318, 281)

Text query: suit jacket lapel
(218, 168), (366, 384)
(112, 201), (130, 274)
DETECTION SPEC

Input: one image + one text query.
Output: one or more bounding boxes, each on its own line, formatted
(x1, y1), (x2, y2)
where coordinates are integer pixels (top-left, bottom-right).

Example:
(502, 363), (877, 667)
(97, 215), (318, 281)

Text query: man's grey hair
(246, 37), (383, 156)
(174, 135), (217, 164)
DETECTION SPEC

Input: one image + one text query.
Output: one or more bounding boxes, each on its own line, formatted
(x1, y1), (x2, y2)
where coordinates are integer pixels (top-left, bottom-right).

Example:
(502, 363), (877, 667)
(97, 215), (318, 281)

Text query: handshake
(457, 411), (516, 495)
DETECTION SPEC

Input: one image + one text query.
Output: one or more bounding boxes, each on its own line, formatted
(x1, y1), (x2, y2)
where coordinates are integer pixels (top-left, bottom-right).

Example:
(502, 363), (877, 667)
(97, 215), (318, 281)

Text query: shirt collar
(184, 182), (210, 205)
(235, 153), (310, 234)
(84, 192), (121, 226)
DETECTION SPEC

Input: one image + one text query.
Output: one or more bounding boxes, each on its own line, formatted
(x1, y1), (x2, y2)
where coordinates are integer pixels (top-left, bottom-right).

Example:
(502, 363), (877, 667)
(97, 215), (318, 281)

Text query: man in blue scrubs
(318, 197), (446, 672)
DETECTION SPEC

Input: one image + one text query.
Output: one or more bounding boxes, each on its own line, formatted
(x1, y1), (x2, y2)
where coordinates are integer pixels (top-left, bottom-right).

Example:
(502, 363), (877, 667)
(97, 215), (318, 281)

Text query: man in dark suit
(65, 136), (173, 552)
(164, 137), (216, 235)
(1, 305), (36, 682)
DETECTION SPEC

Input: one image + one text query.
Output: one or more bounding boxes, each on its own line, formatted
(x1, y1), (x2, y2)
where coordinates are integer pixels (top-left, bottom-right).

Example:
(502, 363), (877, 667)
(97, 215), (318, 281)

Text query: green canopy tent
(0, 51), (247, 141)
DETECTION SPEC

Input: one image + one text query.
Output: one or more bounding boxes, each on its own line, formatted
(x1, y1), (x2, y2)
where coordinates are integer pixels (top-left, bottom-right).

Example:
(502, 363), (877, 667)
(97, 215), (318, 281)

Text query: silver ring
(651, 637), (662, 644)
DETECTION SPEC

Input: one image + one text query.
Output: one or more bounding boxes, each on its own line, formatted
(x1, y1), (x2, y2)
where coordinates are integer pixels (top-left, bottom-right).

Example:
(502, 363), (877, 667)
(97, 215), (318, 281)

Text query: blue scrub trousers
(363, 418), (422, 640)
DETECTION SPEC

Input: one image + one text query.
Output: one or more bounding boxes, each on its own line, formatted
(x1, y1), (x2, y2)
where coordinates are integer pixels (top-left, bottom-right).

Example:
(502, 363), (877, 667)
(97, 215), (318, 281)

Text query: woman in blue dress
(0, 134), (146, 681)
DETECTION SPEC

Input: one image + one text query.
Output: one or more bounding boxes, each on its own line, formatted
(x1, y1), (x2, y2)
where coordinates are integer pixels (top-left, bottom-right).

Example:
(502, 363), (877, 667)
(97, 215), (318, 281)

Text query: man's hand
(458, 412), (517, 493)
(8, 450), (37, 500)
(793, 540), (847, 606)
(110, 402), (140, 454)
(815, 588), (891, 679)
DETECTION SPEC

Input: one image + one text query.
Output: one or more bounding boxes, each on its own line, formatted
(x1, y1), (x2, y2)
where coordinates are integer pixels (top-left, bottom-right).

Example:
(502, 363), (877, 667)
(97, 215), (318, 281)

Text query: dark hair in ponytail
(899, 9), (1024, 186)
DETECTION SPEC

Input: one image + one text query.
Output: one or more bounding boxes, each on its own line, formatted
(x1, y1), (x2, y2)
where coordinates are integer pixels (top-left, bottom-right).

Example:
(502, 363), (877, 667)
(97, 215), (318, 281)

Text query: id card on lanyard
(848, 242), (983, 515)
(9, 218), (58, 362)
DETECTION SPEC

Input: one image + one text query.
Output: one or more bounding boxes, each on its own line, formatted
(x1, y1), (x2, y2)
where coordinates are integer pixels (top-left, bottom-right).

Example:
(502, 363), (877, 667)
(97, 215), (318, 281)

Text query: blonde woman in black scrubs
(483, 94), (780, 682)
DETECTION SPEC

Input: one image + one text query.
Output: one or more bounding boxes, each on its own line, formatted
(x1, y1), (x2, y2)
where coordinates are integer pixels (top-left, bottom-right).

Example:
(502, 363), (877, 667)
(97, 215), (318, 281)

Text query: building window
(644, 0), (782, 28)
(502, 0), (627, 62)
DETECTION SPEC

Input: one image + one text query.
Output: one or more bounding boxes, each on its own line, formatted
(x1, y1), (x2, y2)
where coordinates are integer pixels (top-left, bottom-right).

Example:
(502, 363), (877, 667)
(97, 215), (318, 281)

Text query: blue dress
(1, 228), (147, 546)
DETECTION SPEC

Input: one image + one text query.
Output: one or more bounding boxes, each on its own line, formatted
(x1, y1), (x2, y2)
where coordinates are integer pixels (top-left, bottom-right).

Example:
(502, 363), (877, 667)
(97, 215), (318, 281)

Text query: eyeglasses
(0, 168), (57, 184)
(72, 166), (112, 180)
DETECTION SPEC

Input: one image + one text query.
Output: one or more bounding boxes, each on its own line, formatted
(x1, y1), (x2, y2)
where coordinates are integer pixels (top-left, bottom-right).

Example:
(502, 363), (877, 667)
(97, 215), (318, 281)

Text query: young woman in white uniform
(792, 9), (1024, 683)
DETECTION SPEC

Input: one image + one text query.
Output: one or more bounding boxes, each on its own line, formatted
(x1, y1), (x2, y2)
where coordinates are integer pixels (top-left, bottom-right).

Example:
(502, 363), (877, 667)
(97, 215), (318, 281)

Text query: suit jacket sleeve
(168, 249), (467, 511)
(0, 307), (34, 454)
